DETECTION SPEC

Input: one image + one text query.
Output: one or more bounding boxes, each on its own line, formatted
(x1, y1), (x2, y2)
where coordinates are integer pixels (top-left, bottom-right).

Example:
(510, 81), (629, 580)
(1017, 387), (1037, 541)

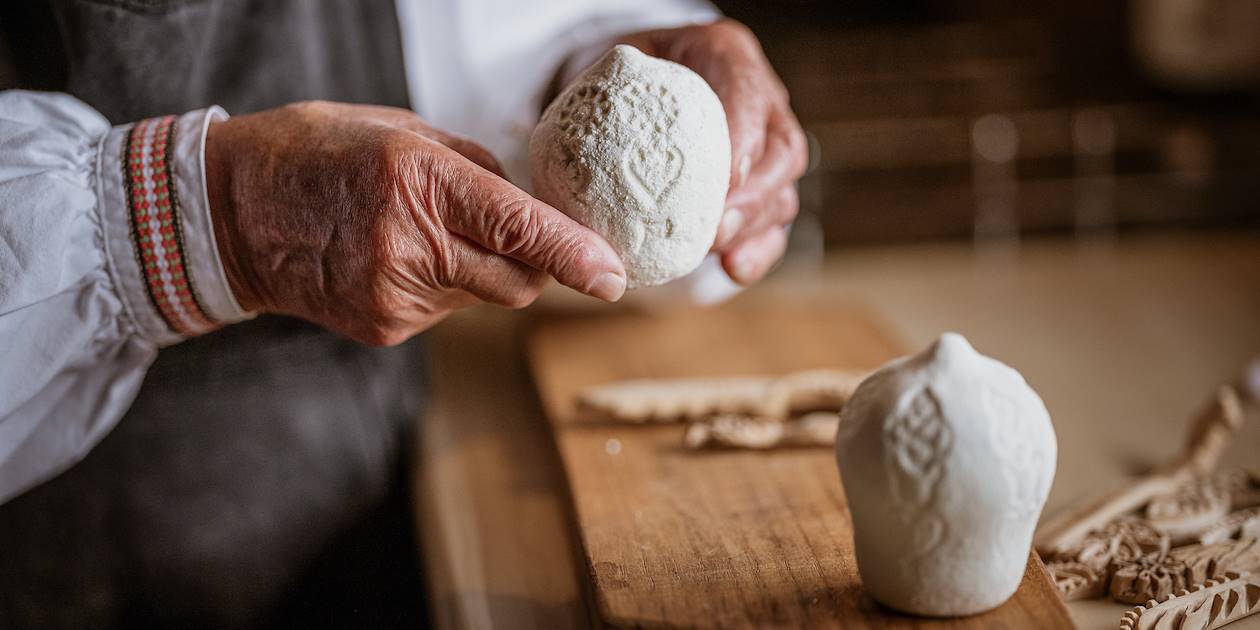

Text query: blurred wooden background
(713, 0), (1260, 246)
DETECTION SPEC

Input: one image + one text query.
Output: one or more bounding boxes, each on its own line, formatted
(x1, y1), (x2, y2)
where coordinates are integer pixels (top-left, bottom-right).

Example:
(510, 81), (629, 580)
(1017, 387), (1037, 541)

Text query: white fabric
(0, 94), (245, 503)
(176, 107), (248, 324)
(397, 0), (719, 184)
(0, 0), (718, 505)
(95, 106), (249, 347)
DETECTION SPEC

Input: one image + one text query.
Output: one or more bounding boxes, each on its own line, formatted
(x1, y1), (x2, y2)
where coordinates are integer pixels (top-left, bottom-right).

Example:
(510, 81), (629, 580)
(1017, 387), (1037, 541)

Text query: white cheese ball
(529, 45), (731, 289)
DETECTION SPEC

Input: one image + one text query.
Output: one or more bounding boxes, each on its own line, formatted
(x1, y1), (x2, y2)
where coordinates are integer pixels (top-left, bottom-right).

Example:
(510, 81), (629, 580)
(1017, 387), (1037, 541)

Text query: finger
(430, 134), (507, 178)
(726, 108), (807, 207)
(391, 290), (478, 326)
(430, 146), (627, 301)
(721, 225), (789, 285)
(446, 236), (548, 309)
(723, 91), (767, 191)
(393, 124), (507, 178)
(404, 289), (478, 322)
(358, 107), (509, 178)
(713, 207), (745, 249)
(724, 185), (798, 250)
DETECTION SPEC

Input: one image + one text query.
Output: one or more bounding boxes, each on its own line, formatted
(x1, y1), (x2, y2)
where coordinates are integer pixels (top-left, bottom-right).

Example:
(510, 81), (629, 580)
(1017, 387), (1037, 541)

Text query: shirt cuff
(98, 107), (253, 346)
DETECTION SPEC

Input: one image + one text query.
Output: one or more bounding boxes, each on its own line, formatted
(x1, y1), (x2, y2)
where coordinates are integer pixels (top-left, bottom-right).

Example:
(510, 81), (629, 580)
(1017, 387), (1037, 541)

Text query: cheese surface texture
(529, 45), (730, 289)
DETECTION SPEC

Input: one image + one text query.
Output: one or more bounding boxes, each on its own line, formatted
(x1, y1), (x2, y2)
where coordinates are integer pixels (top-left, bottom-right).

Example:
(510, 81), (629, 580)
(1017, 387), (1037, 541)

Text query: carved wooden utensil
(1035, 386), (1244, 555)
(1148, 475), (1237, 545)
(1044, 518), (1170, 600)
(1151, 470), (1260, 547)
(1045, 561), (1110, 601)
(1118, 571), (1260, 630)
(576, 369), (868, 423)
(1110, 538), (1260, 604)
(1200, 508), (1260, 546)
(683, 411), (839, 450)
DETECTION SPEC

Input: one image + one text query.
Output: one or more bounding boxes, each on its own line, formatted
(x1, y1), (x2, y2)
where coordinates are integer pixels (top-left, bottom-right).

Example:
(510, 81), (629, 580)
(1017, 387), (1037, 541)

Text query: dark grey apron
(0, 2), (426, 627)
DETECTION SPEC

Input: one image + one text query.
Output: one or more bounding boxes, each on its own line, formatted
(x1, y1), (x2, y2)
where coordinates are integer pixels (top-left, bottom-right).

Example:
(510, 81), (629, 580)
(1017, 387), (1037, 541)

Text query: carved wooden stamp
(1147, 476), (1233, 544)
(576, 369), (867, 423)
(1200, 508), (1260, 545)
(1110, 538), (1260, 604)
(1046, 561), (1109, 601)
(1044, 518), (1169, 601)
(683, 411), (839, 450)
(1118, 571), (1260, 630)
(1035, 387), (1244, 556)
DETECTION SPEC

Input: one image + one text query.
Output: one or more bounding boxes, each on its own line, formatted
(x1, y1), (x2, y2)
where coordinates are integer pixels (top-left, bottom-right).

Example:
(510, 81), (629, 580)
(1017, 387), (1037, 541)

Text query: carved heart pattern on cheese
(624, 143), (684, 207)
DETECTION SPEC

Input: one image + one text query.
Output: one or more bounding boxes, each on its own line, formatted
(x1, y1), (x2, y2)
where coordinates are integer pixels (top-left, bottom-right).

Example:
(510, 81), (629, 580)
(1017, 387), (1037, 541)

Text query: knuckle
(546, 235), (597, 276)
(502, 286), (540, 310)
(366, 132), (428, 203)
(361, 326), (409, 347)
(469, 146), (502, 172)
(364, 287), (402, 327)
(790, 134), (809, 173)
(358, 261), (413, 330)
(284, 100), (332, 120)
(779, 192), (800, 222)
(350, 318), (407, 347)
(370, 129), (412, 170)
(716, 18), (756, 43)
(381, 329), (411, 346)
(486, 196), (540, 254)
(358, 286), (422, 346)
(527, 269), (550, 292)
(431, 247), (459, 290)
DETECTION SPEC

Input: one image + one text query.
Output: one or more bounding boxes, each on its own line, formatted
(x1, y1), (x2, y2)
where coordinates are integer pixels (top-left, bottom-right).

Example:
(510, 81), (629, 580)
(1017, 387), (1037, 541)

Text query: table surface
(412, 230), (1260, 630)
(526, 303), (1069, 628)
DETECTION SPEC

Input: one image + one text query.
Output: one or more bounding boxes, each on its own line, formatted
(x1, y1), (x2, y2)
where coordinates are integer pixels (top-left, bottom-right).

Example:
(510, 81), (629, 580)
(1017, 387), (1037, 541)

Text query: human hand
(618, 19), (808, 285)
(205, 101), (626, 345)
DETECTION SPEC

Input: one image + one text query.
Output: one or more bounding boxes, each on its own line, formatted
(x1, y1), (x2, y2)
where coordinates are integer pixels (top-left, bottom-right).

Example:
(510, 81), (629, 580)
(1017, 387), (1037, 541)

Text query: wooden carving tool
(1035, 386), (1244, 555)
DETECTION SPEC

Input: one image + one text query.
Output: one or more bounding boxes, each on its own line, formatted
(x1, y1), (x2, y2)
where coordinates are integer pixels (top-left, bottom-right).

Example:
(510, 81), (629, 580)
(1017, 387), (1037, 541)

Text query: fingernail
(737, 155), (752, 187)
(717, 208), (744, 244)
(589, 272), (627, 302)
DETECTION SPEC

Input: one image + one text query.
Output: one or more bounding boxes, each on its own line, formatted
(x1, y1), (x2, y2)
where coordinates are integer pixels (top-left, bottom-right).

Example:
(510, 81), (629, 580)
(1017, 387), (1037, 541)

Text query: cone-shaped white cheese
(529, 45), (730, 288)
(835, 333), (1057, 616)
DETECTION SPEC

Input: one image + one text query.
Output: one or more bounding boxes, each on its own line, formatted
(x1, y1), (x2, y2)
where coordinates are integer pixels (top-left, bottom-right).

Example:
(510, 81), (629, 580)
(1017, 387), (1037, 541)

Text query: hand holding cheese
(205, 101), (627, 346)
(530, 45), (731, 289)
(615, 20), (809, 285)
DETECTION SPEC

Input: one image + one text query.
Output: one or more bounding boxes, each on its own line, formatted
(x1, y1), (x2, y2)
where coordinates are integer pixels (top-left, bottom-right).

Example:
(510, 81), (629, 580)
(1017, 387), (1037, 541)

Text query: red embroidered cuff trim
(123, 116), (218, 337)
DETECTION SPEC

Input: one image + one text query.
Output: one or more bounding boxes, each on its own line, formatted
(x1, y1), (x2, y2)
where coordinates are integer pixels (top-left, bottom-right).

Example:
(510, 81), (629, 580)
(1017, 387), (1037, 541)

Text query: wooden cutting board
(525, 300), (1073, 629)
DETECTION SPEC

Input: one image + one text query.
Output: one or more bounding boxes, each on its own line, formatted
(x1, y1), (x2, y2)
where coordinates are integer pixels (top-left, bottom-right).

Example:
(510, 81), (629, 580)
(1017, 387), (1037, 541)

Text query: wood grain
(414, 311), (589, 629)
(526, 300), (1073, 628)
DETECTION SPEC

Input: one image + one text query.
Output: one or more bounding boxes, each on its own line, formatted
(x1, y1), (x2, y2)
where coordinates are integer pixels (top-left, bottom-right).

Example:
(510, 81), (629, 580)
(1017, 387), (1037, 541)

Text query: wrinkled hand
(619, 19), (808, 285)
(205, 101), (626, 345)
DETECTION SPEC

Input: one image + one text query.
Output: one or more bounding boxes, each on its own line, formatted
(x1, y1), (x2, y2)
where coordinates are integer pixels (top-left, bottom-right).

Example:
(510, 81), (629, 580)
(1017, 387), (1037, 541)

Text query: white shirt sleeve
(396, 0), (720, 185)
(0, 90), (249, 504)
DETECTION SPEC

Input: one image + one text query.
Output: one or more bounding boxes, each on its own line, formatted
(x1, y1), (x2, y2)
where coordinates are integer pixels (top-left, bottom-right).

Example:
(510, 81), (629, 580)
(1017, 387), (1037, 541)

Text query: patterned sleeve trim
(121, 115), (219, 337)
